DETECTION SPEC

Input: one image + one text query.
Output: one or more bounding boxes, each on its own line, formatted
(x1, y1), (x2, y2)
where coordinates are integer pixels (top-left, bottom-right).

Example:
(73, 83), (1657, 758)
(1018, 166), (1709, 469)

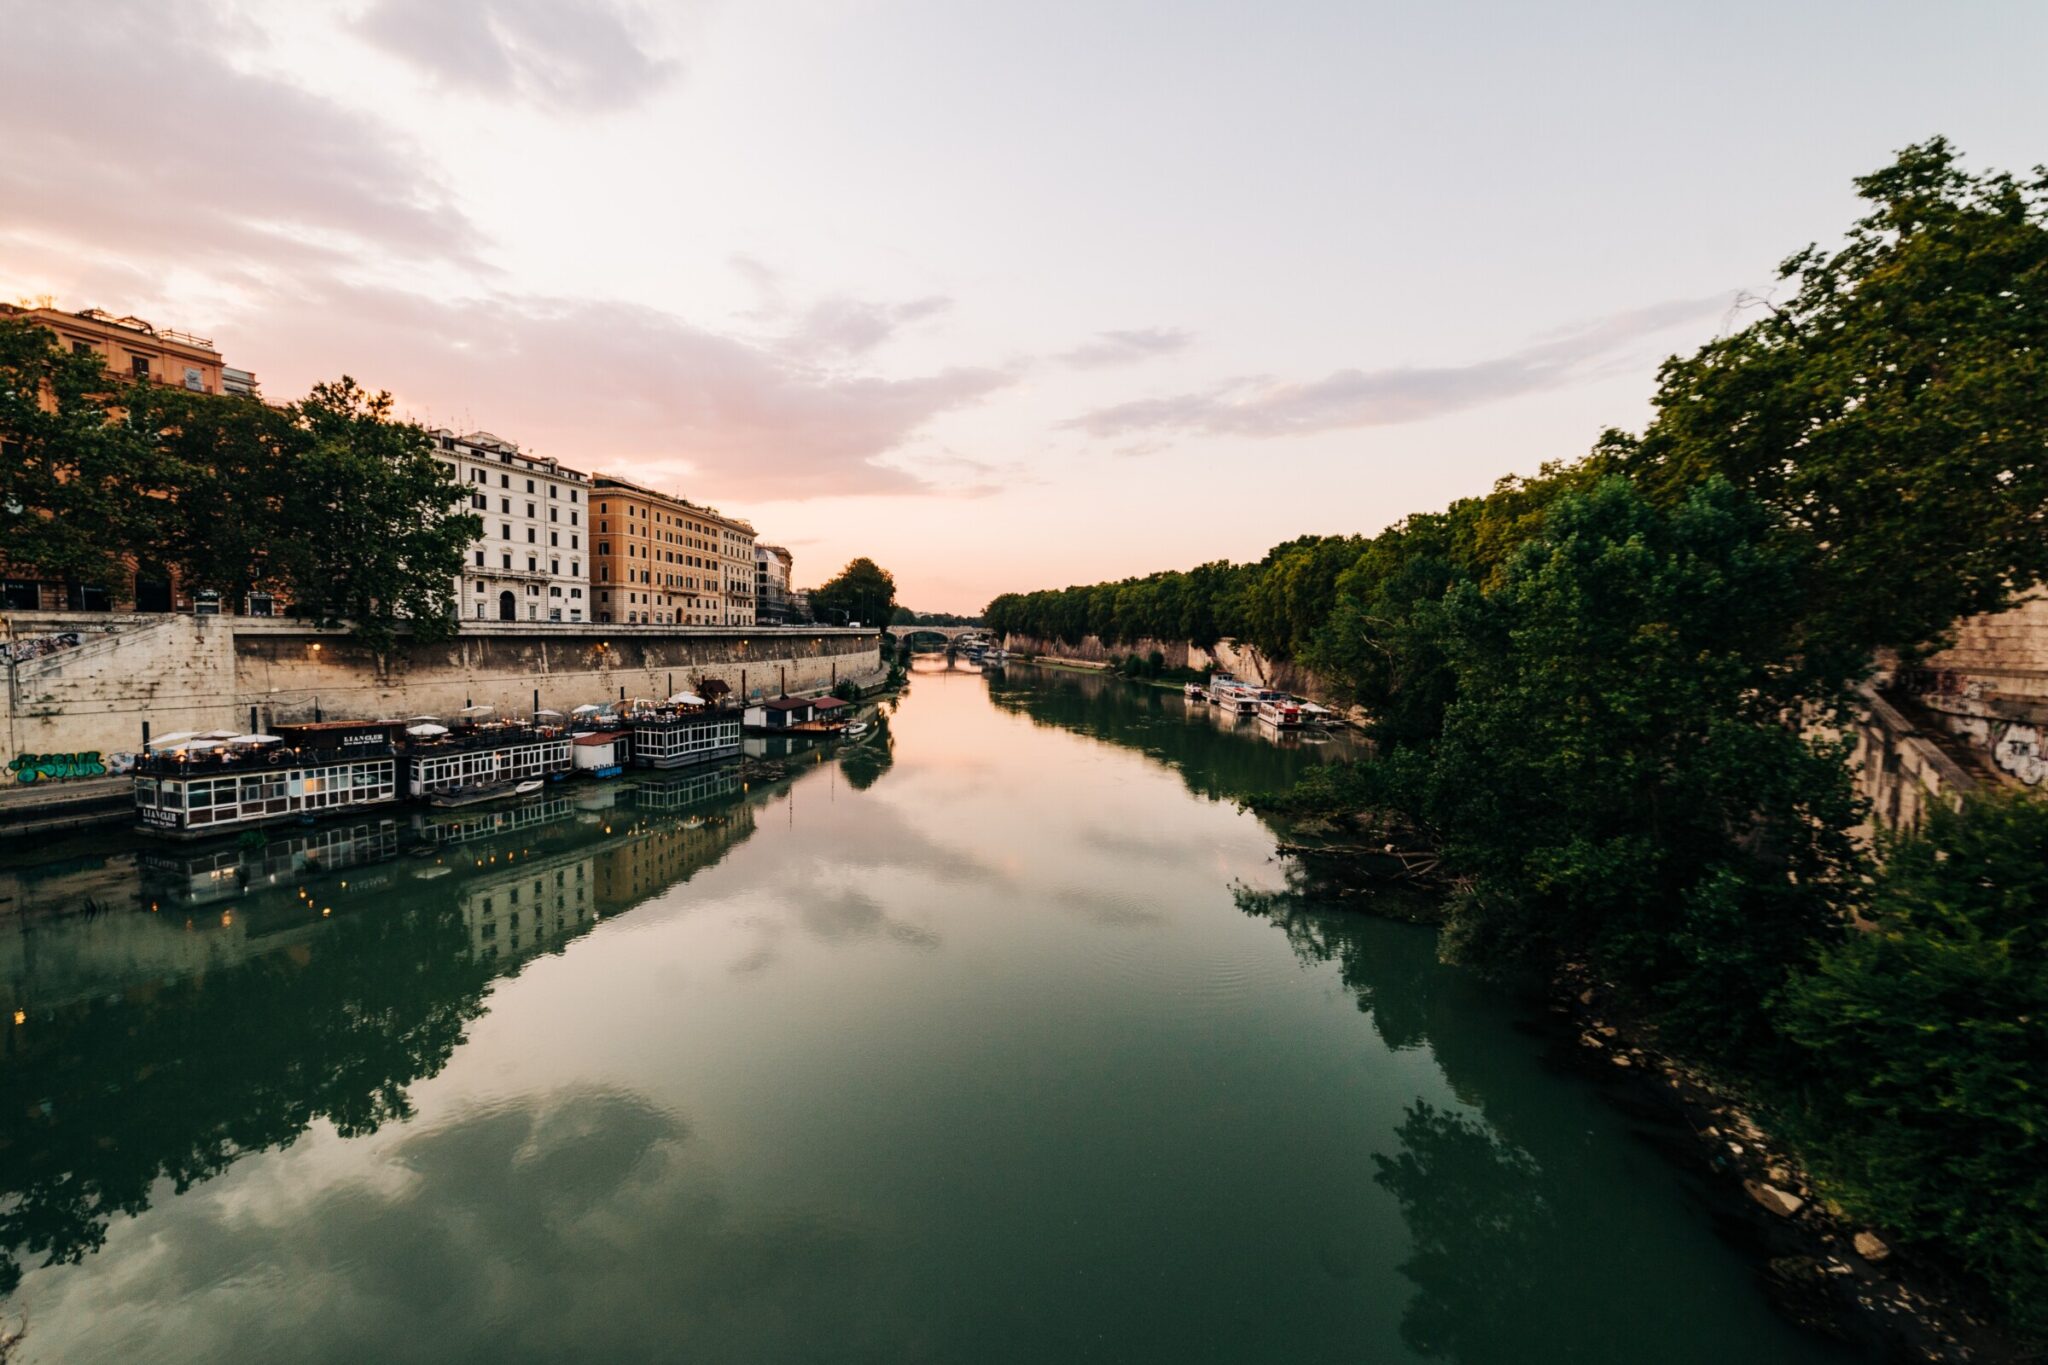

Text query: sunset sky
(7, 0), (2046, 612)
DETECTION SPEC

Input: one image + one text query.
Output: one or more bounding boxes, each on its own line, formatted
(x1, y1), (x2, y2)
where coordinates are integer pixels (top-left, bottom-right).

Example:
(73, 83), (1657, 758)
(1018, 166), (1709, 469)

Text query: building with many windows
(430, 430), (591, 623)
(589, 475), (757, 626)
(754, 544), (798, 624)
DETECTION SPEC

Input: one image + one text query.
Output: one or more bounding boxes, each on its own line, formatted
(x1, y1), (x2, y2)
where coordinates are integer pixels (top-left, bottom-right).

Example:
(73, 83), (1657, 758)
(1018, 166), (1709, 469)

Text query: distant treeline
(990, 140), (2048, 1329)
(891, 607), (984, 627)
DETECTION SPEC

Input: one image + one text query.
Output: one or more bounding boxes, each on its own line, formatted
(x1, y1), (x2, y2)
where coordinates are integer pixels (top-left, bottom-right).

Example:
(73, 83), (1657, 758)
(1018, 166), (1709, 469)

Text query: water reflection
(0, 764), (760, 1298)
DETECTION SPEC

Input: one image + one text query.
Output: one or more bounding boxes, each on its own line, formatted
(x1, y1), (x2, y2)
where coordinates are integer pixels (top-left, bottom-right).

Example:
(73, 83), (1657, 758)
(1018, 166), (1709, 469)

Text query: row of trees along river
(988, 139), (2048, 1335)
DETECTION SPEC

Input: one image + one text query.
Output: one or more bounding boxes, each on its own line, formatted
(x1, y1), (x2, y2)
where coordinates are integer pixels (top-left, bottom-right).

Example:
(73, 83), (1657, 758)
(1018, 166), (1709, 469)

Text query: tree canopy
(809, 557), (897, 629)
(0, 321), (479, 647)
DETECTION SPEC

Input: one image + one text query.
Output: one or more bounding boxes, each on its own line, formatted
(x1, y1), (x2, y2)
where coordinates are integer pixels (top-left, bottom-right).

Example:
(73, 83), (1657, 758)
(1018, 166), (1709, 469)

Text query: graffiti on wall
(0, 631), (83, 665)
(9, 752), (109, 784)
(1992, 723), (2045, 786)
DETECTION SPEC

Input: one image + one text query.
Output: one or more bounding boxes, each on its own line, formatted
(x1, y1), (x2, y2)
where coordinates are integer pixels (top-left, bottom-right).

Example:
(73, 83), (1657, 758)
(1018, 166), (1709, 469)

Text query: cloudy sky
(6, 1), (2045, 611)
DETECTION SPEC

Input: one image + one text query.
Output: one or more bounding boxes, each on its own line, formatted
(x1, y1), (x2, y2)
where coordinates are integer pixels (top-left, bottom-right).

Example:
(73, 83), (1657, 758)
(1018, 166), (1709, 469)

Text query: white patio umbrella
(181, 739), (226, 751)
(197, 729), (239, 740)
(407, 714), (440, 722)
(147, 732), (199, 749)
(534, 708), (564, 718)
(571, 704), (604, 715)
(460, 704), (495, 715)
(407, 723), (450, 737)
(667, 692), (705, 706)
(226, 734), (283, 745)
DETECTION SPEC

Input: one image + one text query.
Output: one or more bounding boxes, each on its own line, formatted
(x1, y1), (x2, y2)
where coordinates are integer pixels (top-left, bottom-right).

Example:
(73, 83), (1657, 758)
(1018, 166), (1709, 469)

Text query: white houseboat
(630, 708), (743, 769)
(134, 722), (403, 839)
(402, 722), (572, 799)
(1256, 697), (1305, 729)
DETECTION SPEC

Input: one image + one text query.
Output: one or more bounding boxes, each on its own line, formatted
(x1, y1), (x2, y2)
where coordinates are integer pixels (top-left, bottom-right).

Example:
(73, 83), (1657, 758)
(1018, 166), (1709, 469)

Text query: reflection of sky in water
(4, 665), (1855, 1364)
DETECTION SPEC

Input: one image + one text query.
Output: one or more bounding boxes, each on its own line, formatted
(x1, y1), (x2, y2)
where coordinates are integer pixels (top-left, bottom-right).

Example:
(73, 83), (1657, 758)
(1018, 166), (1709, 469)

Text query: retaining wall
(3, 613), (882, 777)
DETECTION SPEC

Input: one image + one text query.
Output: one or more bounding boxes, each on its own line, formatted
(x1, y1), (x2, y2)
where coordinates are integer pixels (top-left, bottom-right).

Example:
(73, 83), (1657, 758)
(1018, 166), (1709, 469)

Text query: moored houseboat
(1256, 698), (1304, 729)
(630, 707), (742, 769)
(133, 722), (403, 839)
(402, 721), (572, 799)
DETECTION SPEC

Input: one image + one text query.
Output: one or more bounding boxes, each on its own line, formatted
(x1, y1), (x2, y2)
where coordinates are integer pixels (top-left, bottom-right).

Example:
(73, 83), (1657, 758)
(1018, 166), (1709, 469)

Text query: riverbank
(1270, 822), (2029, 1362)
(1545, 964), (2022, 1363)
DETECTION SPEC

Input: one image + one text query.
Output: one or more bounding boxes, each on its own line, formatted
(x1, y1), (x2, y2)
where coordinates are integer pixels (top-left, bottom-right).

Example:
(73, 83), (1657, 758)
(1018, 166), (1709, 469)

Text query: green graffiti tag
(8, 752), (108, 784)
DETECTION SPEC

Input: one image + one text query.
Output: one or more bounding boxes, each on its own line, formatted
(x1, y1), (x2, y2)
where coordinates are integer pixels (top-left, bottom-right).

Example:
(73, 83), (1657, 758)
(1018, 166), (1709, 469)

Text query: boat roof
(812, 696), (849, 710)
(572, 730), (628, 745)
(757, 696), (815, 711)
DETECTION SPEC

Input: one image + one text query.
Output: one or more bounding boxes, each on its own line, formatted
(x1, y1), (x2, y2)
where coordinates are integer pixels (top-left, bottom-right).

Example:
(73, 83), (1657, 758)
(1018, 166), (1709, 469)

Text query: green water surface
(0, 660), (1860, 1363)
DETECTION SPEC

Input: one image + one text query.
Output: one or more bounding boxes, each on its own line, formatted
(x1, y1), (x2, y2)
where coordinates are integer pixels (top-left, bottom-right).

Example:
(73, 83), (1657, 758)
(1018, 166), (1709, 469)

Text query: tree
(1415, 477), (1864, 1050)
(1619, 138), (2048, 669)
(126, 383), (301, 610)
(810, 557), (896, 629)
(0, 317), (157, 591)
(1779, 790), (2048, 1330)
(270, 378), (479, 650)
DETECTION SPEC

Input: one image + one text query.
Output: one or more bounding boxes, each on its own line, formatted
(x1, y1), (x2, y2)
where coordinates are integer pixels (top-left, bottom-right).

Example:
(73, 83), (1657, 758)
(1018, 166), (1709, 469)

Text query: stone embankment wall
(2, 612), (882, 777)
(1001, 634), (1354, 712)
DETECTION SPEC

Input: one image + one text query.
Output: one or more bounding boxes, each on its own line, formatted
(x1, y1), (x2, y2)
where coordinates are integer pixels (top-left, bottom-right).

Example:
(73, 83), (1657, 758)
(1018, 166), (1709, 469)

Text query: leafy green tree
(270, 378), (478, 650)
(1779, 790), (2048, 1329)
(810, 557), (897, 629)
(126, 383), (301, 610)
(1618, 138), (2048, 668)
(0, 317), (157, 591)
(1416, 477), (1864, 1048)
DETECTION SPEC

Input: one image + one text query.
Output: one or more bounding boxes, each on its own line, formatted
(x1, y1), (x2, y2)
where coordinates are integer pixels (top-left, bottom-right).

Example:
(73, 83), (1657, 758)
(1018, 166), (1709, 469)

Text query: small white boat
(1183, 682), (1207, 703)
(843, 721), (871, 737)
(513, 779), (545, 797)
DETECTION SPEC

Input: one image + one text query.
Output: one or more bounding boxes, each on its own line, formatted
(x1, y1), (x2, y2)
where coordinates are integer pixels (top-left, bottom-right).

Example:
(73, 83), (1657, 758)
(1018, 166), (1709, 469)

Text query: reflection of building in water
(595, 786), (754, 911)
(630, 764), (740, 812)
(457, 850), (597, 965)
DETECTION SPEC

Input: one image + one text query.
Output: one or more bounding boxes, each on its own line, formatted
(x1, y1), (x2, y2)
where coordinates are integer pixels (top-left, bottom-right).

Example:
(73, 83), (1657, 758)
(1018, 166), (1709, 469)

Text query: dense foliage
(0, 321), (479, 647)
(1780, 791), (2048, 1331)
(891, 607), (983, 626)
(987, 139), (2048, 1322)
(809, 556), (898, 630)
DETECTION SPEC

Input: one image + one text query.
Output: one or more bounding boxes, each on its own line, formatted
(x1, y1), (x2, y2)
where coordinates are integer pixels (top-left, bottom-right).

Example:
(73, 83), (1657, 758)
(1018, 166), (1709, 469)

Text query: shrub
(1779, 790), (2048, 1329)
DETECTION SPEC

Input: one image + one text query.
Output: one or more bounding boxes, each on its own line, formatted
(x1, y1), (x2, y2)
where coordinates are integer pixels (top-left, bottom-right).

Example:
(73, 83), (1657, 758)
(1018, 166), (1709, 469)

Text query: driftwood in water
(1275, 841), (1441, 882)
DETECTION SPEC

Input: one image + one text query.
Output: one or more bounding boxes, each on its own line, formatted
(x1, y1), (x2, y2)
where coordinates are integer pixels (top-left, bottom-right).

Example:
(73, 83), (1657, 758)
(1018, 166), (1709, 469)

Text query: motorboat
(428, 778), (545, 810)
(843, 721), (872, 737)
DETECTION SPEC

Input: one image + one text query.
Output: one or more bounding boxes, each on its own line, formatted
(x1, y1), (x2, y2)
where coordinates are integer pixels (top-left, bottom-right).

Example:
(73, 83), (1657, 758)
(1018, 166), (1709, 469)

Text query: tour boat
(1209, 683), (1260, 716)
(1257, 698), (1305, 729)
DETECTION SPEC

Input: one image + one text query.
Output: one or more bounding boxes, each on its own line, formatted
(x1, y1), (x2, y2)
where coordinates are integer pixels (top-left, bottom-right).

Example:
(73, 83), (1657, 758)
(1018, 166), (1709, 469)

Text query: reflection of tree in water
(0, 790), (768, 1301)
(0, 904), (495, 1295)
(838, 728), (895, 791)
(1234, 879), (1444, 1052)
(1373, 1102), (1562, 1363)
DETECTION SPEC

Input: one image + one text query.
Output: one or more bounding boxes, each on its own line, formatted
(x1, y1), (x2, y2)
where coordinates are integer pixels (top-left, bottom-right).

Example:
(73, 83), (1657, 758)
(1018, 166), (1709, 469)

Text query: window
(570, 535), (579, 550)
(570, 511), (579, 526)
(549, 486), (558, 499)
(550, 532), (559, 547)
(527, 528), (536, 543)
(549, 507), (558, 522)
(526, 479), (535, 493)
(526, 502), (536, 518)
(502, 554), (512, 569)
(551, 559), (559, 574)
(571, 490), (579, 503)
(500, 473), (510, 488)
(501, 497), (511, 513)
(571, 561), (579, 575)
(473, 551), (484, 566)
(528, 556), (537, 572)
(130, 354), (150, 378)
(500, 524), (511, 539)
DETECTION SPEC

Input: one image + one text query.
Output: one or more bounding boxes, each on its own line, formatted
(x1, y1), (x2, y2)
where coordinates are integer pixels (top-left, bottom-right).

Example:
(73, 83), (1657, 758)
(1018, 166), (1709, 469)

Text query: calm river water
(0, 660), (1859, 1363)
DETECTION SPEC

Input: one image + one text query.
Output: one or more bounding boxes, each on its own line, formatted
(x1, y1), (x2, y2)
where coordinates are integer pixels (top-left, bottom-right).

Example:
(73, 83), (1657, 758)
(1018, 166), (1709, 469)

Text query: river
(0, 659), (1860, 1363)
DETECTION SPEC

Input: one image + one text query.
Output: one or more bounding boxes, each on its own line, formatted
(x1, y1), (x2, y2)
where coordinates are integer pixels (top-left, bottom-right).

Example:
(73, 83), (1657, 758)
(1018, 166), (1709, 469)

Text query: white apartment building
(755, 544), (796, 624)
(430, 429), (592, 624)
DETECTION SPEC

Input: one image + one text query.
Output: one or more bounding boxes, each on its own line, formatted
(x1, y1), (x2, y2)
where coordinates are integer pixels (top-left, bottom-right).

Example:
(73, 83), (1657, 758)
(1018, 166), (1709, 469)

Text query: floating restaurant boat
(403, 718), (571, 800)
(629, 702), (743, 769)
(1207, 680), (1260, 716)
(133, 722), (403, 839)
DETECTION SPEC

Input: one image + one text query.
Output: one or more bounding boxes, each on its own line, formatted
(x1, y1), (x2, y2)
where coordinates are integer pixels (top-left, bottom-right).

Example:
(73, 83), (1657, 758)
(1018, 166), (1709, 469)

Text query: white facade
(431, 429), (592, 624)
(755, 544), (796, 623)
